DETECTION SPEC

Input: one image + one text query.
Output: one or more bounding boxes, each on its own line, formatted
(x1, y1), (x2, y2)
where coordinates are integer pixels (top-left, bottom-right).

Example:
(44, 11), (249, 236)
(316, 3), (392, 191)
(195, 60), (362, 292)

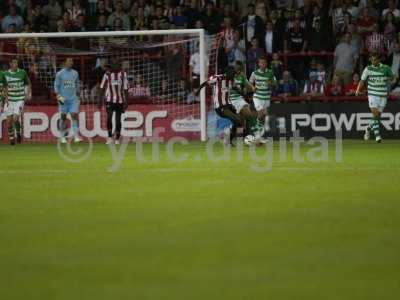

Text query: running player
(249, 56), (277, 138)
(2, 59), (31, 145)
(196, 66), (243, 144)
(356, 52), (395, 143)
(230, 61), (263, 139)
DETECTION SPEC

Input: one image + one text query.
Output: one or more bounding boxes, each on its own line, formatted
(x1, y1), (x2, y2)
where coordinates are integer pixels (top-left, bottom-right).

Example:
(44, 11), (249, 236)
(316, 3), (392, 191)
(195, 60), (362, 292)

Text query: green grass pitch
(0, 140), (399, 299)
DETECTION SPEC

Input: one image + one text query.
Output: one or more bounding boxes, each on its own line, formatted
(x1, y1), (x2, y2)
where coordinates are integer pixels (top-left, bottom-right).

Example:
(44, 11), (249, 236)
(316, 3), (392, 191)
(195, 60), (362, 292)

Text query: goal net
(0, 30), (222, 143)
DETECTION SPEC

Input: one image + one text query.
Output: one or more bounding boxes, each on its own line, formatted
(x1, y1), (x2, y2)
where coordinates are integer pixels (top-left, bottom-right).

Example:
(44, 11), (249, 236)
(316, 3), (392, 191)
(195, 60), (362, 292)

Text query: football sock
(71, 119), (79, 137)
(372, 117), (380, 138)
(15, 120), (21, 135)
(8, 124), (14, 140)
(368, 119), (374, 131)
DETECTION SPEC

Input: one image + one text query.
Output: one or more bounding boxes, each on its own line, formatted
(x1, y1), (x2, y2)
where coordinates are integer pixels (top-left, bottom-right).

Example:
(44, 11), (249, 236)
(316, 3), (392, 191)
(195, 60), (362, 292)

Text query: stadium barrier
(0, 104), (201, 143)
(269, 100), (400, 139)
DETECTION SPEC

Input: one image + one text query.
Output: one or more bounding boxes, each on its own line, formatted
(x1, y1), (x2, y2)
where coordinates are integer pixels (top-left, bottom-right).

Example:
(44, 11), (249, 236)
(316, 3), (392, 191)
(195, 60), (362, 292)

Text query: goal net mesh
(0, 31), (222, 142)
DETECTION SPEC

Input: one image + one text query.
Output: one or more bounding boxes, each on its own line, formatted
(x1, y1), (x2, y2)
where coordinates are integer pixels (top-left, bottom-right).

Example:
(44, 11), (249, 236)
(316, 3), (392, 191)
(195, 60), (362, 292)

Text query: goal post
(0, 29), (218, 143)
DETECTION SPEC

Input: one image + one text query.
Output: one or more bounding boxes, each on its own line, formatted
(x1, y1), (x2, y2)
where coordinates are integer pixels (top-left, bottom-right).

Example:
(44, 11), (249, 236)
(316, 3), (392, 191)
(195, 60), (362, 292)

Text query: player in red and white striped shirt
(197, 67), (243, 145)
(99, 60), (129, 145)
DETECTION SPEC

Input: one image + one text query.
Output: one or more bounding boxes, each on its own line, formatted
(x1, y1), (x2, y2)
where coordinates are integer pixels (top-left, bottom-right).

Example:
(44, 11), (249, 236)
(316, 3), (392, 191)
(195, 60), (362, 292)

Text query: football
(244, 134), (256, 145)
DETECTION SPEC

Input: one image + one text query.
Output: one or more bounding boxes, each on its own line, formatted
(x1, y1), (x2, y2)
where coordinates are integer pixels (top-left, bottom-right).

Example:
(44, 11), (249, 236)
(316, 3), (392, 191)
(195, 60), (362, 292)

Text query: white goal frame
(0, 29), (208, 141)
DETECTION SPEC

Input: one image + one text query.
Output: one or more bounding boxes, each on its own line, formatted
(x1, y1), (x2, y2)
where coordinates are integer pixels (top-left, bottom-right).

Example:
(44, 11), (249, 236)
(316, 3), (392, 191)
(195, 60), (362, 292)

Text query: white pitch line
(0, 166), (399, 175)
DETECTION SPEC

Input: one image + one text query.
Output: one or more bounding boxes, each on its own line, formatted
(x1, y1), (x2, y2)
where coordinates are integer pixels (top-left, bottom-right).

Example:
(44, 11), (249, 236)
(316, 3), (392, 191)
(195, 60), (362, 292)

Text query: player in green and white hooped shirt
(356, 52), (395, 143)
(249, 56), (277, 142)
(0, 70), (5, 118)
(230, 61), (262, 139)
(2, 59), (32, 145)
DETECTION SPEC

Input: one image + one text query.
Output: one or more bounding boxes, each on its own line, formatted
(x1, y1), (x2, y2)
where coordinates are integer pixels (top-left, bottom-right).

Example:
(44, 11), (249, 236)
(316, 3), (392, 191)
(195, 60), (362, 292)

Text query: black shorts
(215, 104), (236, 118)
(106, 102), (124, 113)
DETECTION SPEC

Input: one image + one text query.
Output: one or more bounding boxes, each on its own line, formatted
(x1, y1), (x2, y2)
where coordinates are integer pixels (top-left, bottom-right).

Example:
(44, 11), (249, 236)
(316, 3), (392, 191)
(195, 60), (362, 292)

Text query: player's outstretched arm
(26, 77), (32, 101)
(98, 73), (108, 108)
(355, 80), (365, 96)
(195, 80), (210, 96)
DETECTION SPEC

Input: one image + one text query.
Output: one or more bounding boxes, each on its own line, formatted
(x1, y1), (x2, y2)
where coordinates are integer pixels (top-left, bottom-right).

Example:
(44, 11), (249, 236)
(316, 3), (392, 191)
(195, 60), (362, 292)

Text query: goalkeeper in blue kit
(54, 57), (82, 143)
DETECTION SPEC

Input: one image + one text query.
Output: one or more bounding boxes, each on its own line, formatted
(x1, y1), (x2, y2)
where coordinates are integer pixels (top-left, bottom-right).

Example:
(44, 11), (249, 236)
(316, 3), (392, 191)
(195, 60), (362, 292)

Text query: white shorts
(4, 101), (24, 117)
(368, 95), (387, 112)
(253, 99), (271, 111)
(231, 97), (248, 113)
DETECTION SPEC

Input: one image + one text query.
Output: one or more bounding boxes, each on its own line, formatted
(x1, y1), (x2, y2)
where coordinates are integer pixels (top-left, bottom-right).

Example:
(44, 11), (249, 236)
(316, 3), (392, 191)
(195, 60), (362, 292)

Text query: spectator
(302, 0), (315, 29)
(359, 0), (380, 20)
(89, 0), (109, 27)
(241, 3), (265, 47)
(387, 41), (400, 79)
(189, 48), (201, 90)
(302, 74), (324, 98)
(334, 32), (358, 84)
(112, 17), (125, 31)
(270, 52), (284, 80)
(151, 5), (169, 30)
(382, 12), (399, 44)
(307, 58), (318, 79)
(347, 24), (363, 55)
(330, 0), (346, 35)
(344, 73), (362, 96)
(227, 31), (246, 67)
(177, 79), (188, 103)
(159, 79), (171, 101)
(382, 0), (400, 19)
(111, 0), (130, 11)
(129, 75), (151, 98)
(357, 7), (377, 40)
(171, 6), (187, 29)
(163, 0), (176, 24)
(56, 19), (66, 32)
(166, 46), (184, 81)
(131, 6), (149, 31)
(1, 5), (23, 32)
(226, 2), (240, 23)
(276, 70), (298, 97)
(286, 9), (307, 31)
(222, 17), (235, 53)
(186, 0), (201, 29)
(62, 11), (73, 31)
(247, 37), (264, 76)
(255, 0), (267, 21)
(316, 61), (327, 85)
(68, 0), (86, 26)
(72, 14), (88, 32)
(344, 0), (360, 20)
(87, 0), (98, 17)
(340, 12), (354, 36)
(107, 0), (130, 30)
(201, 2), (221, 35)
(285, 18), (308, 53)
(308, 19), (332, 52)
(365, 23), (388, 54)
(325, 73), (344, 96)
(269, 9), (286, 40)
(264, 21), (280, 55)
(26, 4), (48, 32)
(96, 14), (112, 31)
(285, 18), (307, 81)
(42, 0), (62, 32)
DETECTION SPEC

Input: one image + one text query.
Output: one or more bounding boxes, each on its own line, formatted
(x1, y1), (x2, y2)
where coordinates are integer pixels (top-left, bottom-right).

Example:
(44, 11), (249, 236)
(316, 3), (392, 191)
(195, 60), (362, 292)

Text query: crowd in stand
(0, 0), (400, 100)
